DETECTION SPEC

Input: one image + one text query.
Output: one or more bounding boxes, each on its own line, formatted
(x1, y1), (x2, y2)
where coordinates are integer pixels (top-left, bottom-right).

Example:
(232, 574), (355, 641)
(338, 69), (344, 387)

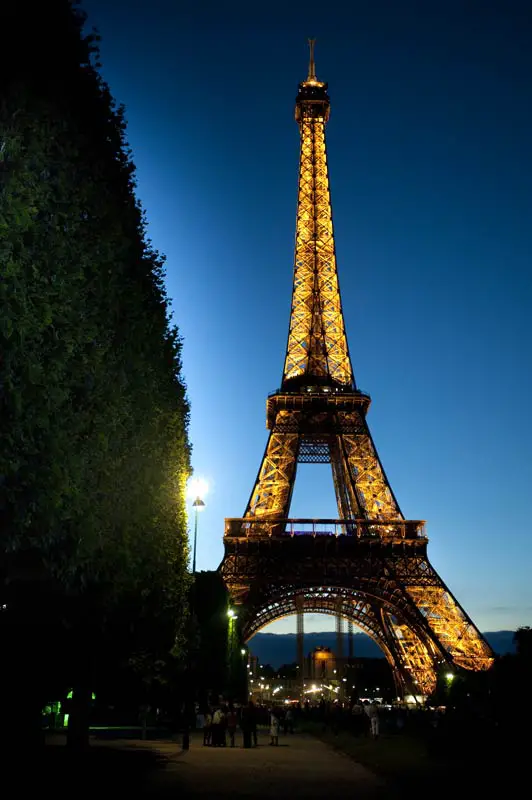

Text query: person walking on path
(211, 706), (226, 746)
(269, 708), (280, 746)
(248, 700), (258, 747)
(240, 702), (251, 748)
(284, 707), (294, 734)
(365, 701), (379, 739)
(227, 705), (237, 747)
(203, 708), (212, 746)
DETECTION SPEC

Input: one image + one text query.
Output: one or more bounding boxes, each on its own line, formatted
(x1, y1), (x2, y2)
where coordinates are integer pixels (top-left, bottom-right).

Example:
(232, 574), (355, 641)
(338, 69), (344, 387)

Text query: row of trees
(1, 1), (191, 748)
(420, 625), (532, 772)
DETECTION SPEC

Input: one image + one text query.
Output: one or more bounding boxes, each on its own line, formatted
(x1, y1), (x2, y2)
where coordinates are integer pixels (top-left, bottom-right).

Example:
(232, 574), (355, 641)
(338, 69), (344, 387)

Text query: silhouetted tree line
(432, 627), (532, 745)
(190, 571), (247, 706)
(1, 1), (191, 749)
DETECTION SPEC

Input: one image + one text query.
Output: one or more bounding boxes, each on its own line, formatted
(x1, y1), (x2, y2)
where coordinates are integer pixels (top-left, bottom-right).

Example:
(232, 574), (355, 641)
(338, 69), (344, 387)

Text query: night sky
(83, 0), (532, 634)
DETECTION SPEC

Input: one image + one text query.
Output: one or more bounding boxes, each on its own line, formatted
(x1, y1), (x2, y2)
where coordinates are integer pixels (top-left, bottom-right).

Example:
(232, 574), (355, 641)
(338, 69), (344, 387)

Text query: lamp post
(187, 477), (208, 574)
(227, 608), (238, 696)
(182, 477), (208, 752)
(191, 496), (205, 574)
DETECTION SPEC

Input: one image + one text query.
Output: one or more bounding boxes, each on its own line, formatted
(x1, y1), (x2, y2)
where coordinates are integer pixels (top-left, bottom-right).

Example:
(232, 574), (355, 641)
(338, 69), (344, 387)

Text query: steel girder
(245, 411), (299, 518)
(244, 405), (401, 521)
(283, 106), (352, 386)
(337, 411), (402, 518)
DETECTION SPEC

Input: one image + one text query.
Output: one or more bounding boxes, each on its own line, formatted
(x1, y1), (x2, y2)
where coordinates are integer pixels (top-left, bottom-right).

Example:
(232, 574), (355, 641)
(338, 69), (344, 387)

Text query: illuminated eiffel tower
(221, 42), (493, 695)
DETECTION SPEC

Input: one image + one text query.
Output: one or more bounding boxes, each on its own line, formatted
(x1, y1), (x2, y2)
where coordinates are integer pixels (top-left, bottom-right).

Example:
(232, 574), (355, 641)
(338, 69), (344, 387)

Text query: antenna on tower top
(307, 38), (317, 81)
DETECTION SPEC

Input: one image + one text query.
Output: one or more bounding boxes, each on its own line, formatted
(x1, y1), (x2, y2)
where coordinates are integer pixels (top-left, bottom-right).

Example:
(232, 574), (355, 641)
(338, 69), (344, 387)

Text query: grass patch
(301, 721), (478, 797)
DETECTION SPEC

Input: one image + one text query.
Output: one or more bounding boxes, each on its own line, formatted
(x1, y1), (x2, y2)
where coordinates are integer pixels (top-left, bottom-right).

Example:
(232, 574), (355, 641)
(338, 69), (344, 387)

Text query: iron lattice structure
(221, 43), (493, 695)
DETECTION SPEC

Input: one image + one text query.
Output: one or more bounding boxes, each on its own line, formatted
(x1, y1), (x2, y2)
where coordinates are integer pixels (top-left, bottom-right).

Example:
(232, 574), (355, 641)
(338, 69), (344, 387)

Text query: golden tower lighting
(221, 41), (493, 696)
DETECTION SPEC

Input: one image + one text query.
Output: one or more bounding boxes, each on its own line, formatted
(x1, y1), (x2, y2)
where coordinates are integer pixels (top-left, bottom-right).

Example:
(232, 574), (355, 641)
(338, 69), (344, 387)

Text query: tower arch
(243, 582), (441, 695)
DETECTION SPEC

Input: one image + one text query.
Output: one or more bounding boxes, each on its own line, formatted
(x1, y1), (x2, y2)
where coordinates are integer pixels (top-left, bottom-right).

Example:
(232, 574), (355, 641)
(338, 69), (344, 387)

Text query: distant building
(308, 646), (336, 680)
(248, 654), (259, 678)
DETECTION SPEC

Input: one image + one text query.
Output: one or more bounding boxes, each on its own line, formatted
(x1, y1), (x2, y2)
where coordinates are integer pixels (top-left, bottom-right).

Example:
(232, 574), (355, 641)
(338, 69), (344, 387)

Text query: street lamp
(182, 477), (208, 752)
(191, 496), (205, 574)
(187, 477), (208, 574)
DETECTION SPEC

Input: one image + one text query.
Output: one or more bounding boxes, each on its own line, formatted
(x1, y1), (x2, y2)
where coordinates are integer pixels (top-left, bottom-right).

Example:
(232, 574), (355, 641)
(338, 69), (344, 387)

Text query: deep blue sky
(83, 0), (532, 634)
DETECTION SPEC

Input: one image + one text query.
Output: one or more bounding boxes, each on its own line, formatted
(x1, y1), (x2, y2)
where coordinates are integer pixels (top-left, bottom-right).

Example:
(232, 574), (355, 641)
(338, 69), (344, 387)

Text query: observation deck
(266, 387), (371, 429)
(224, 517), (426, 542)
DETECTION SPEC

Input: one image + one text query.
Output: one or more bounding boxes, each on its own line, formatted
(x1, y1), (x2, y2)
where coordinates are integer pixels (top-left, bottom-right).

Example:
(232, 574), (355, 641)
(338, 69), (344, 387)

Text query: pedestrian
(203, 707), (212, 746)
(240, 703), (252, 748)
(227, 704), (237, 747)
(212, 706), (224, 746)
(285, 706), (294, 734)
(350, 699), (364, 737)
(248, 700), (258, 747)
(220, 705), (228, 746)
(365, 701), (379, 739)
(269, 708), (280, 746)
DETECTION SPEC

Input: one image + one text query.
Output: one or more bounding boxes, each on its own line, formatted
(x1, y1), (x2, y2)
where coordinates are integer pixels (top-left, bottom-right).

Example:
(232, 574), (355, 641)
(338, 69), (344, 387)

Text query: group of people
(198, 697), (383, 747)
(309, 697), (382, 738)
(198, 701), (296, 748)
(200, 701), (258, 748)
(201, 703), (240, 747)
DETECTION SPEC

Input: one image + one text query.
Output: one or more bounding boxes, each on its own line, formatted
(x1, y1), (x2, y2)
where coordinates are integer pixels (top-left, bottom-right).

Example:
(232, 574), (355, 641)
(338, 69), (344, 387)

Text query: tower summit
(221, 45), (493, 696)
(284, 39), (353, 390)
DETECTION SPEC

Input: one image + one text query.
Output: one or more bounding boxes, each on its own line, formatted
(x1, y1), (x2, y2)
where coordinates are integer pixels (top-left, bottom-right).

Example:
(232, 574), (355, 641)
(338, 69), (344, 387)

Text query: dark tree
(514, 626), (532, 661)
(191, 572), (231, 702)
(257, 664), (276, 680)
(0, 1), (190, 748)
(278, 663), (299, 679)
(190, 571), (247, 704)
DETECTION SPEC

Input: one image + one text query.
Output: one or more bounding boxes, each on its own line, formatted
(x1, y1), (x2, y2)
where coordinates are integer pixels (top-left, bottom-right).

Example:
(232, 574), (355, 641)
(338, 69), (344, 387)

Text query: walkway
(148, 729), (390, 798)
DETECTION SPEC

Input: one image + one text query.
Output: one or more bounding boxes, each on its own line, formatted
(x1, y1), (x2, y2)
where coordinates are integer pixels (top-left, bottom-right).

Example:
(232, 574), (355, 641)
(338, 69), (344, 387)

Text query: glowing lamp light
(241, 648), (246, 655)
(227, 608), (237, 619)
(187, 476), (209, 502)
(446, 673), (455, 682)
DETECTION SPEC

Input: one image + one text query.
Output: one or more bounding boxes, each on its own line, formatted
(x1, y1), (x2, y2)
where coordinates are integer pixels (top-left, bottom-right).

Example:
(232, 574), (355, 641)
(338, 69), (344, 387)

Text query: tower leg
(348, 619), (354, 661)
(336, 601), (344, 698)
(392, 667), (403, 701)
(296, 595), (305, 691)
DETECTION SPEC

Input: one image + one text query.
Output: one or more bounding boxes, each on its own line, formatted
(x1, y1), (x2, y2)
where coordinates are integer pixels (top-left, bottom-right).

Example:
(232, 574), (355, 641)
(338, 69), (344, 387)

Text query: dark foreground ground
(13, 726), (516, 798)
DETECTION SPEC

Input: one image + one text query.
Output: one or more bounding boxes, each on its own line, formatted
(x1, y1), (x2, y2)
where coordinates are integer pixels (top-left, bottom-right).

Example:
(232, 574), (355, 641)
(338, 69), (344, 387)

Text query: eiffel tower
(221, 42), (493, 695)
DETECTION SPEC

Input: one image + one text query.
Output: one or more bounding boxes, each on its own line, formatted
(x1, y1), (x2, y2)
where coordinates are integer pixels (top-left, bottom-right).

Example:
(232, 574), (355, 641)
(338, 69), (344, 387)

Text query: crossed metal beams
(244, 407), (403, 520)
(283, 112), (352, 386)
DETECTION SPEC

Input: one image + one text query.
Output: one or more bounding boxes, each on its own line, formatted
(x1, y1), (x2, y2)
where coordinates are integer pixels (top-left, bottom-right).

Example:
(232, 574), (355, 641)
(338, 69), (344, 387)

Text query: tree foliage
(191, 571), (233, 701)
(0, 1), (190, 740)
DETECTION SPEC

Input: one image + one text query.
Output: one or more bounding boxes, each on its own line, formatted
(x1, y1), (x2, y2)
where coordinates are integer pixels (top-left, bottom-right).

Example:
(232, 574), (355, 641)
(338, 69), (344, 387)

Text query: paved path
(146, 730), (389, 798)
